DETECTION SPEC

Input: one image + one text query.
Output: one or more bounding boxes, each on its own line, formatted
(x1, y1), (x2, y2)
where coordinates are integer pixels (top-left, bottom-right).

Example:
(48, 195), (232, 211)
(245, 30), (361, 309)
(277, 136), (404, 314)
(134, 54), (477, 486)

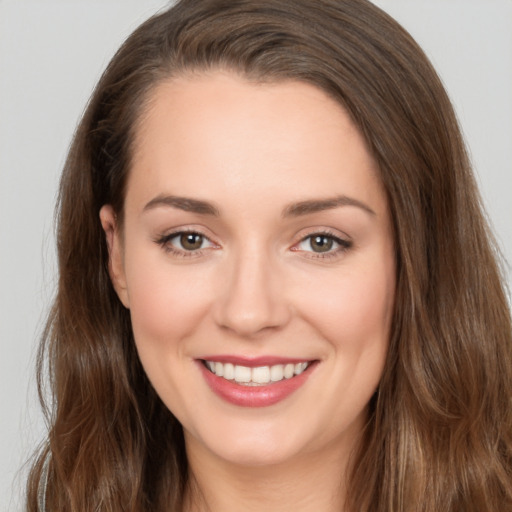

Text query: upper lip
(198, 355), (315, 367)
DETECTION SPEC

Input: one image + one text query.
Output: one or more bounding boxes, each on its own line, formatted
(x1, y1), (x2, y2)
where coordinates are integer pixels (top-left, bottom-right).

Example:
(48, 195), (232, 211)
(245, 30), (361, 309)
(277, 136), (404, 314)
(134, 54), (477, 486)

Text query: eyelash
(155, 229), (352, 260)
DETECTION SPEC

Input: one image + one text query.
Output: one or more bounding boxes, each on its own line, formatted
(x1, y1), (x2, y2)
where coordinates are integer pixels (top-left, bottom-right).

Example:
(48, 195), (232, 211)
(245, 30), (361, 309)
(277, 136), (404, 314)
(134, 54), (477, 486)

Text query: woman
(27, 0), (512, 510)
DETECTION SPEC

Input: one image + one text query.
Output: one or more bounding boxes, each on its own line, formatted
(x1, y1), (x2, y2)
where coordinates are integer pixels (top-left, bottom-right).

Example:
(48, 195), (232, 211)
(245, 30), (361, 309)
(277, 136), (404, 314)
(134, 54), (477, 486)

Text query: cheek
(302, 258), (394, 419)
(298, 257), (395, 354)
(123, 249), (213, 348)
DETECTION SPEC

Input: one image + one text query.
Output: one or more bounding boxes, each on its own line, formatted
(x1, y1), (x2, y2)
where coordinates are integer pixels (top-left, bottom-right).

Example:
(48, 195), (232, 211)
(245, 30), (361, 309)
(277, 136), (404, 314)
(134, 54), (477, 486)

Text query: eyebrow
(143, 195), (220, 216)
(282, 195), (376, 217)
(142, 194), (375, 218)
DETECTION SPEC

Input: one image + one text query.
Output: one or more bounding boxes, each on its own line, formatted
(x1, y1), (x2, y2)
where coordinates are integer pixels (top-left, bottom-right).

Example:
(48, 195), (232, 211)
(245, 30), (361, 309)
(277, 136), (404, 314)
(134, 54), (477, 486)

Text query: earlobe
(99, 205), (130, 308)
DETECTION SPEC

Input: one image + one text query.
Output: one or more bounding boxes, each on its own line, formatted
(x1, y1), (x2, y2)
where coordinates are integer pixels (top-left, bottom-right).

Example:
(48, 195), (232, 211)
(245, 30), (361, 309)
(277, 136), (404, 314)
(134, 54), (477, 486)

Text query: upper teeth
(205, 361), (309, 385)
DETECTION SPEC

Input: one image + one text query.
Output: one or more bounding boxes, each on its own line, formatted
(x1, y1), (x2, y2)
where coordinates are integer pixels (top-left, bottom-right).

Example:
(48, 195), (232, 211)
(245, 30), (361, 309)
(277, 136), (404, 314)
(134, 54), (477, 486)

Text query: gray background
(1, 1), (511, 510)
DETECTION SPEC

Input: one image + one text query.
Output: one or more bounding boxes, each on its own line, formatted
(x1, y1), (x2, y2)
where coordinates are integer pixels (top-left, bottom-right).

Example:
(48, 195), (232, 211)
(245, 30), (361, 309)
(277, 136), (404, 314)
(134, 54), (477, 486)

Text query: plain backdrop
(1, 1), (511, 510)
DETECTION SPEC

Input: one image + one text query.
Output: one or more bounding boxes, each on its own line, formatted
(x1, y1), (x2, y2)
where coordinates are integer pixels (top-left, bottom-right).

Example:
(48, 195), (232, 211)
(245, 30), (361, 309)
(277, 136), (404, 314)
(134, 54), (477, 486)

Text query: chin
(185, 416), (315, 468)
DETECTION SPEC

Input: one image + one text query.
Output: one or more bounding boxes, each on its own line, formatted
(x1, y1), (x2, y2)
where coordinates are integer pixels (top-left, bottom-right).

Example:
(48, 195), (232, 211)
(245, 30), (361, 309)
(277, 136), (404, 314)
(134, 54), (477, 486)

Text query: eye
(175, 232), (209, 251)
(301, 234), (335, 253)
(295, 232), (351, 256)
(156, 230), (216, 255)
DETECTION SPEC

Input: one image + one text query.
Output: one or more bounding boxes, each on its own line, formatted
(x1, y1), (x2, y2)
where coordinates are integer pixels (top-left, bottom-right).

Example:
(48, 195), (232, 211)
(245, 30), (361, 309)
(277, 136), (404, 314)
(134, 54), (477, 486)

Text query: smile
(204, 360), (310, 386)
(198, 357), (316, 407)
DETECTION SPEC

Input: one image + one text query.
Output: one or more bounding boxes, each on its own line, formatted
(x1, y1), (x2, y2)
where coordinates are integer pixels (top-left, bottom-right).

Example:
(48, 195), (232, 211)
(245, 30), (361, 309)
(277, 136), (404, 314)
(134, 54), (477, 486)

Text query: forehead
(127, 71), (386, 217)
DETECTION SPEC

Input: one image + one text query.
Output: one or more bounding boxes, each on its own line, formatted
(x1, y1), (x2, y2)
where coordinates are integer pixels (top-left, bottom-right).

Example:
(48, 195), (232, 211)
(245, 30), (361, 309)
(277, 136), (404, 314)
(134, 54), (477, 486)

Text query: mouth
(198, 357), (317, 407)
(202, 360), (311, 386)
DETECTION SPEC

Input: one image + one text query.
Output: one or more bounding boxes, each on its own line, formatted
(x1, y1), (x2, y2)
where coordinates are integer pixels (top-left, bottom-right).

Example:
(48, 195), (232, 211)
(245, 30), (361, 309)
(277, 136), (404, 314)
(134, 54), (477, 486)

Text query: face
(101, 71), (395, 468)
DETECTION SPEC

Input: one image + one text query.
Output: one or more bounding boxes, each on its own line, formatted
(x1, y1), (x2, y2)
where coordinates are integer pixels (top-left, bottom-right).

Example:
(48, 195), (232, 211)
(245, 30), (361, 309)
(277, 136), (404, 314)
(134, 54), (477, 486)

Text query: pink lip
(197, 358), (316, 408)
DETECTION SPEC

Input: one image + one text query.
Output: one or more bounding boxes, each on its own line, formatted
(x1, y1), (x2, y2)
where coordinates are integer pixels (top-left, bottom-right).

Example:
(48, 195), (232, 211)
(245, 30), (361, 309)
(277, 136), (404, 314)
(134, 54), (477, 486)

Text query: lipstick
(197, 356), (316, 407)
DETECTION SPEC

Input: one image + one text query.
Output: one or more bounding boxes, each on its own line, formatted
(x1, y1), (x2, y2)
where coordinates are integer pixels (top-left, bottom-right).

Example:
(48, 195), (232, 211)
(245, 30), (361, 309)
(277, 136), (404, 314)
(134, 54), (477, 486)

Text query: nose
(213, 249), (291, 338)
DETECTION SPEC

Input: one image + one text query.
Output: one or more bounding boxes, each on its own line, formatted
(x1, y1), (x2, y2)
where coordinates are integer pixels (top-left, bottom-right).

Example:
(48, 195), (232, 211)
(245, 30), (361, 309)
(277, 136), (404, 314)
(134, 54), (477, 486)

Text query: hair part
(27, 1), (512, 510)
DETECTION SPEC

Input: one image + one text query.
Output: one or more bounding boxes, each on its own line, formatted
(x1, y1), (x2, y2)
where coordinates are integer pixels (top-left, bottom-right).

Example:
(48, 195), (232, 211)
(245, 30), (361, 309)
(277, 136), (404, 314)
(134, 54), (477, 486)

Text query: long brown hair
(27, 1), (512, 510)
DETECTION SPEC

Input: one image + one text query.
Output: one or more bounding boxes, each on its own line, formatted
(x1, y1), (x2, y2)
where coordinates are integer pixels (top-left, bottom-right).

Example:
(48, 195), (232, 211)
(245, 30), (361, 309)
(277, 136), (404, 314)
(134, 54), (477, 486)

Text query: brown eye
(295, 232), (352, 257)
(180, 233), (204, 250)
(156, 230), (216, 255)
(309, 235), (334, 253)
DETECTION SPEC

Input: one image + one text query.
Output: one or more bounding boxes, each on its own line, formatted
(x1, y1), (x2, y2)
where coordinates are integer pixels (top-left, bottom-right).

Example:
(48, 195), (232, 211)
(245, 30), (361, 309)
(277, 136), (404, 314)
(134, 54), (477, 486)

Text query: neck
(182, 434), (359, 512)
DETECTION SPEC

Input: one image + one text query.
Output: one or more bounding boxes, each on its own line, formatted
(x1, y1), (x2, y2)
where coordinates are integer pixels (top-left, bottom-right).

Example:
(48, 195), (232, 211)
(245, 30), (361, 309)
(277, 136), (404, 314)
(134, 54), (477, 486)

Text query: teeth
(295, 362), (308, 375)
(205, 360), (310, 385)
(252, 366), (270, 384)
(270, 364), (284, 382)
(223, 363), (235, 380)
(284, 363), (294, 379)
(214, 361), (224, 377)
(234, 365), (251, 383)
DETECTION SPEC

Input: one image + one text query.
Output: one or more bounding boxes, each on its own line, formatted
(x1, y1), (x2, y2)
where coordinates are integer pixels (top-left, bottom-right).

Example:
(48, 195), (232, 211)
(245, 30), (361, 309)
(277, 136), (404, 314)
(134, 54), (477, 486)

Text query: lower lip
(198, 361), (315, 407)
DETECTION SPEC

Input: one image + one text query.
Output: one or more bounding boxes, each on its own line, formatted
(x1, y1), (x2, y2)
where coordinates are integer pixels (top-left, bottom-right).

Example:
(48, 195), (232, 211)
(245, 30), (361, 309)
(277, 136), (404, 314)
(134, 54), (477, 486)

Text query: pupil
(181, 233), (202, 250)
(311, 235), (333, 252)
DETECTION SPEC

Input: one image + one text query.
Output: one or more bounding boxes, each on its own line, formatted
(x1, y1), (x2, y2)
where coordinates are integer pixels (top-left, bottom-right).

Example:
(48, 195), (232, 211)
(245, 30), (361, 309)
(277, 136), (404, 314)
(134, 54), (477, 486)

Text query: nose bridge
(214, 241), (289, 337)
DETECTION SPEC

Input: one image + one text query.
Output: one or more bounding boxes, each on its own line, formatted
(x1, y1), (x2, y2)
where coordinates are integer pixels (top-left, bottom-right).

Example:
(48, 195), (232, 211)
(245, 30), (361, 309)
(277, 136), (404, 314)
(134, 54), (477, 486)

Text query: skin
(101, 71), (396, 512)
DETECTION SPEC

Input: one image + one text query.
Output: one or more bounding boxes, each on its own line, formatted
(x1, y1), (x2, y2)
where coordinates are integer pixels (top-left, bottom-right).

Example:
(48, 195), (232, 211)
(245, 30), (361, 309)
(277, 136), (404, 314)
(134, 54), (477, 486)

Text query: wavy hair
(27, 1), (512, 510)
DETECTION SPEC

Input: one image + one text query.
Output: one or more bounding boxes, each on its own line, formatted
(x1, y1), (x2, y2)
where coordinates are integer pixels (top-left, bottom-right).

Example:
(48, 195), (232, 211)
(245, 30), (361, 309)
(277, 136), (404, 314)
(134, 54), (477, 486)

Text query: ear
(99, 205), (130, 308)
